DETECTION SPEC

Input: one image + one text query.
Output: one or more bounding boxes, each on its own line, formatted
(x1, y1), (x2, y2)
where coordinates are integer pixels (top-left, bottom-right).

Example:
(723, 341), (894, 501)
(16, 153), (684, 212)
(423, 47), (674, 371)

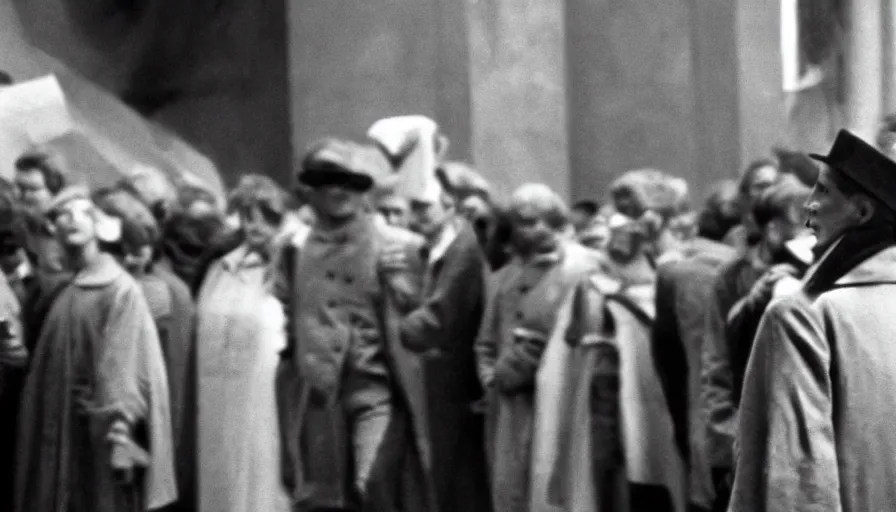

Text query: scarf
(804, 224), (896, 296)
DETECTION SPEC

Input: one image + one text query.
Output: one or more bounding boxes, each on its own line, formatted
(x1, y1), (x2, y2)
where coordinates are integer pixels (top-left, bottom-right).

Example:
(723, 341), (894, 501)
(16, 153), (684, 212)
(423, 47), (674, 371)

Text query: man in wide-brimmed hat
(730, 129), (896, 512)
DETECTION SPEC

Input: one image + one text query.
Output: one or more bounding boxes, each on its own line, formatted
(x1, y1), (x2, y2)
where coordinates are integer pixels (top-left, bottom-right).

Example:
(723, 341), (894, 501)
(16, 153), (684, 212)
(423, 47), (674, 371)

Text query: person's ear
(854, 195), (876, 225)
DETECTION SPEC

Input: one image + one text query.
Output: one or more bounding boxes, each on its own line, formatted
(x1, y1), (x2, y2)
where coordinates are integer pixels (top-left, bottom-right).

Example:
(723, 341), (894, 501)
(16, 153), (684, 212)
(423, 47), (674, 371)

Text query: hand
(749, 264), (798, 302)
(110, 444), (135, 485)
(379, 246), (410, 272)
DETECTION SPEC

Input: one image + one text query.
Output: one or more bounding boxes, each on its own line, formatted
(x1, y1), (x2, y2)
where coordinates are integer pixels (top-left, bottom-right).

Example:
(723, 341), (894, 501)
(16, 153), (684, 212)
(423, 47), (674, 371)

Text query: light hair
(509, 183), (569, 230)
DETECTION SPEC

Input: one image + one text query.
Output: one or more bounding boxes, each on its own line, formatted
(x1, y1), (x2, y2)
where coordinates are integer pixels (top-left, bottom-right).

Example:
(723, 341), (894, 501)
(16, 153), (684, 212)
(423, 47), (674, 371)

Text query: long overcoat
(400, 220), (492, 512)
(475, 242), (601, 512)
(550, 272), (686, 512)
(730, 245), (896, 511)
(274, 217), (435, 511)
(651, 239), (734, 510)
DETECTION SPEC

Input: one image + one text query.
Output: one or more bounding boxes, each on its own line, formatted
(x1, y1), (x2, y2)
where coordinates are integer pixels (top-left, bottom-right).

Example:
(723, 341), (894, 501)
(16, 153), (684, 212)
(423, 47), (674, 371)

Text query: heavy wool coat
(475, 242), (601, 512)
(274, 216), (436, 511)
(551, 266), (687, 512)
(731, 245), (896, 512)
(651, 240), (734, 510)
(400, 219), (492, 512)
(140, 266), (197, 512)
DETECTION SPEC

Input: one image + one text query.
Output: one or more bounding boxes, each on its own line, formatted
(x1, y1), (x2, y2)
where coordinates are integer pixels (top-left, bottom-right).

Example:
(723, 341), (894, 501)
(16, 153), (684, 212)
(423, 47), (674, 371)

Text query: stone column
(843, 0), (884, 141)
(735, 0), (788, 163)
(565, 0), (698, 202)
(467, 0), (569, 199)
(689, 0), (743, 188)
(288, 0), (473, 170)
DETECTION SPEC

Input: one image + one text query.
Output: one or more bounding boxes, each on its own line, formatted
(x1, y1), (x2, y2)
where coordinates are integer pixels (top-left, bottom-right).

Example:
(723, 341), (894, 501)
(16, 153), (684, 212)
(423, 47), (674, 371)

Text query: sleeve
(269, 242), (298, 358)
(570, 279), (623, 469)
(700, 275), (737, 470)
(474, 270), (503, 388)
(95, 282), (166, 431)
(728, 297), (840, 512)
(726, 289), (773, 406)
(379, 240), (425, 315)
(401, 244), (487, 352)
(650, 266), (690, 461)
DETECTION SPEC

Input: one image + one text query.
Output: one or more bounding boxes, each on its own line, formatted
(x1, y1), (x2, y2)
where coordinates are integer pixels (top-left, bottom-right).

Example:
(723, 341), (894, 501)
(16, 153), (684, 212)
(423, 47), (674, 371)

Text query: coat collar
(833, 245), (896, 286)
(73, 253), (126, 288)
(311, 214), (372, 244)
(426, 217), (461, 265)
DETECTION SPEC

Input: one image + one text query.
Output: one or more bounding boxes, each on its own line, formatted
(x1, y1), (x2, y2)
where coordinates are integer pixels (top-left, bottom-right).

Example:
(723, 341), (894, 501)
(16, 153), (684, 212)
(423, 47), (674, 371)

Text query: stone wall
(288, 0), (473, 180)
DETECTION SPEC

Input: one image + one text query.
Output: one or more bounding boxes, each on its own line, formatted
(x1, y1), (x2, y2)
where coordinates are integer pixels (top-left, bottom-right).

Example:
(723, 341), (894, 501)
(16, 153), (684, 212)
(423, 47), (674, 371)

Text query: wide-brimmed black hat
(298, 138), (375, 192)
(809, 129), (896, 212)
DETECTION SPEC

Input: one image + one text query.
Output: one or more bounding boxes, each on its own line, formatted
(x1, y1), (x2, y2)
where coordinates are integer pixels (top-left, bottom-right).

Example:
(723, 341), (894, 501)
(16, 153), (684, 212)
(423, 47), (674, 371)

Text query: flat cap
(809, 129), (896, 212)
(298, 138), (375, 191)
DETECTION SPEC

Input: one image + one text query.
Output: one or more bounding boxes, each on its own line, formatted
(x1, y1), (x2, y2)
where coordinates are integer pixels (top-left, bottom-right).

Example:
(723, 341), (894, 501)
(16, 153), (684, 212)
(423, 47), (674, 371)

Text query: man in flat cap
(273, 139), (434, 512)
(729, 129), (896, 512)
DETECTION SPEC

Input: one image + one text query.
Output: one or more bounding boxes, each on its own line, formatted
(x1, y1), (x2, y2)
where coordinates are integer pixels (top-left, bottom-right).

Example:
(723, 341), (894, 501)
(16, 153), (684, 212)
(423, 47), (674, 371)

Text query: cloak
(15, 254), (176, 512)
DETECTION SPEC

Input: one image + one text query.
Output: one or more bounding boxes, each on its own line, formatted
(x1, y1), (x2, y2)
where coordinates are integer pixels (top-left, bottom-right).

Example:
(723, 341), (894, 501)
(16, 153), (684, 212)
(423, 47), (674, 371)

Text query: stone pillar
(288, 0), (472, 171)
(735, 0), (787, 163)
(689, 0), (743, 187)
(467, 0), (569, 200)
(843, 0), (884, 141)
(565, 0), (698, 202)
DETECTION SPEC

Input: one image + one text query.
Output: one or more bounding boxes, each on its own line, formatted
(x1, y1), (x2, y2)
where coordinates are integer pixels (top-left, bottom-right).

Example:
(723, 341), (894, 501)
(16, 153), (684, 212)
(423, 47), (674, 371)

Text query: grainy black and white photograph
(0, 1), (891, 511)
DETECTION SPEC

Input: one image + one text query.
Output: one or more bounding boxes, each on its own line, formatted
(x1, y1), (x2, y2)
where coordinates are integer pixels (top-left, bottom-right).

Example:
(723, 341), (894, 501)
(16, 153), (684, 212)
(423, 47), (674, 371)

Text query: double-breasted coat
(731, 244), (896, 511)
(274, 215), (435, 511)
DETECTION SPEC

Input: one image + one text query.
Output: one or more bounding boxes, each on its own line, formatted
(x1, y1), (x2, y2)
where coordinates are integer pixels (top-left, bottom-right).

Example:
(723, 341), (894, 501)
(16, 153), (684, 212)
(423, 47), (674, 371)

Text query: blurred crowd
(3, 107), (896, 512)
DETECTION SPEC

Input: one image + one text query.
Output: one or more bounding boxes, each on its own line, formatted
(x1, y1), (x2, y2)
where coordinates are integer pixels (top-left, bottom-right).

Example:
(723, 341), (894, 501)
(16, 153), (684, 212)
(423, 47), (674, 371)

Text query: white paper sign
(0, 74), (72, 143)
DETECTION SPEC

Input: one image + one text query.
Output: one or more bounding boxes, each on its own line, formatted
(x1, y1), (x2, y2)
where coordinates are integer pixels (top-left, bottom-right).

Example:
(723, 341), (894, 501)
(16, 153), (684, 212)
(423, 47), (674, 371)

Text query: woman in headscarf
(193, 174), (292, 512)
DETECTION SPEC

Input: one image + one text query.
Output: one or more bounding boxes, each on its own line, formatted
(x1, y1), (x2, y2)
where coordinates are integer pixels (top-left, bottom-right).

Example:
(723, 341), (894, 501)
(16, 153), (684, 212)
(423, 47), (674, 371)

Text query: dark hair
(93, 187), (161, 248)
(227, 174), (288, 226)
(752, 174), (810, 228)
(15, 149), (68, 194)
(697, 180), (741, 241)
(0, 71), (12, 87)
(572, 199), (600, 217)
(739, 158), (779, 196)
(0, 195), (28, 254)
(486, 206), (514, 270)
